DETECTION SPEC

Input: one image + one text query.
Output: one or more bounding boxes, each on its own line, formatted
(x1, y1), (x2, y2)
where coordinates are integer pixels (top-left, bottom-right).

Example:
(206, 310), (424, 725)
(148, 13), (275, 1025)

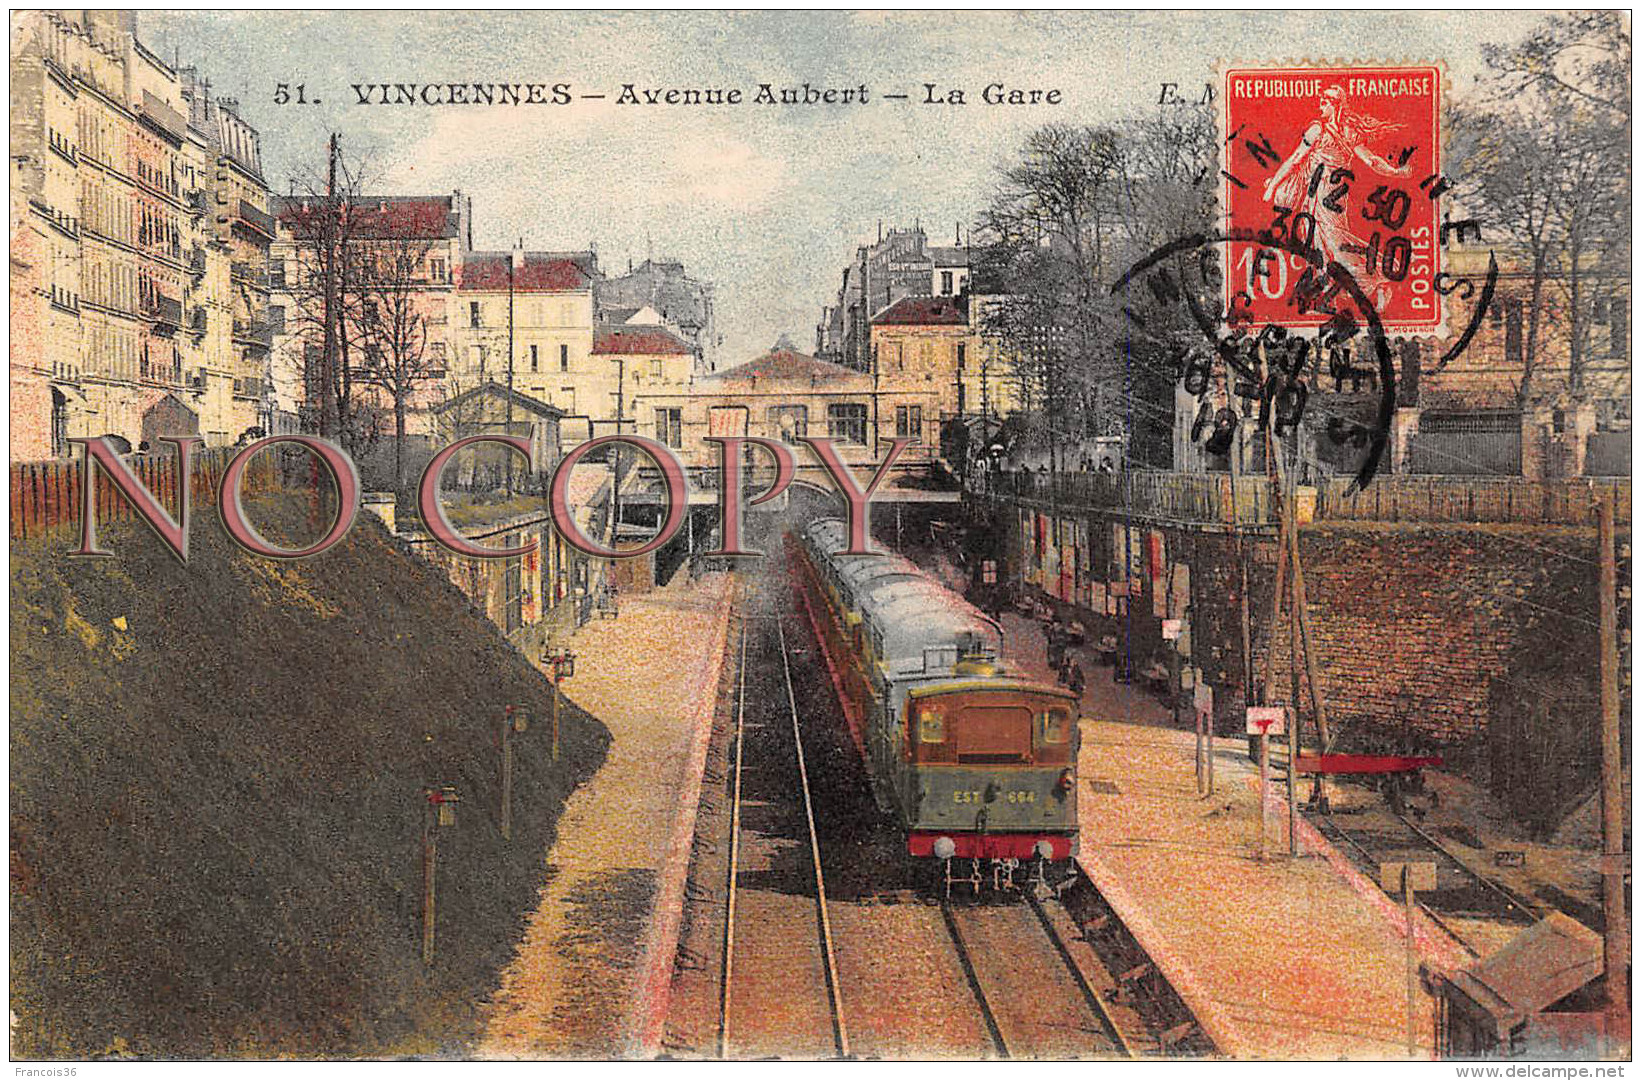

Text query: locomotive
(791, 518), (1080, 893)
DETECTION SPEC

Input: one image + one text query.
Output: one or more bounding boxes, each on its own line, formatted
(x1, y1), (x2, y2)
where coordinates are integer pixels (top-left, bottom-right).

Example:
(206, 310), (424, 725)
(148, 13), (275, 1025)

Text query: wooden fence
(978, 470), (1630, 528)
(10, 447), (287, 542)
(1314, 475), (1631, 527)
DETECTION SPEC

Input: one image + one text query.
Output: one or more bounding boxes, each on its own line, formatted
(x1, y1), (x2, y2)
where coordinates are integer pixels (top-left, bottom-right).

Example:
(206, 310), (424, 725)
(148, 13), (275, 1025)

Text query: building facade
(817, 223), (972, 373)
(9, 10), (269, 459)
(595, 257), (717, 374)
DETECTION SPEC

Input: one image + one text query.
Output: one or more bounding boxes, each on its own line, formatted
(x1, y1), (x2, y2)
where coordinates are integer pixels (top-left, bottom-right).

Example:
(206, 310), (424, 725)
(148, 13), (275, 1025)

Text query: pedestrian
(1067, 659), (1086, 700)
(1046, 620), (1066, 669)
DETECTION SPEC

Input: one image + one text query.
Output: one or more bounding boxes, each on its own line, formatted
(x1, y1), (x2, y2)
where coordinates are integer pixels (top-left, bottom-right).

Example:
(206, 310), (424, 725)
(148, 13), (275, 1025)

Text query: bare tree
(975, 113), (1219, 468)
(975, 124), (1123, 470)
(351, 235), (439, 491)
(1458, 12), (1632, 402)
(280, 136), (377, 453)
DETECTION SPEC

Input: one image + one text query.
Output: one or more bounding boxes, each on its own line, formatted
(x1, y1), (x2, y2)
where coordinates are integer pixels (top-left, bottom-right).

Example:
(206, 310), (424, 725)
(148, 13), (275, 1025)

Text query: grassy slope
(11, 494), (609, 1058)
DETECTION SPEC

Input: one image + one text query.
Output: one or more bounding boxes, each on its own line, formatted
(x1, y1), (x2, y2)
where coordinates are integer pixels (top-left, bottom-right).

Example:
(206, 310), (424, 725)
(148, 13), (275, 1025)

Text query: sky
(144, 9), (1553, 365)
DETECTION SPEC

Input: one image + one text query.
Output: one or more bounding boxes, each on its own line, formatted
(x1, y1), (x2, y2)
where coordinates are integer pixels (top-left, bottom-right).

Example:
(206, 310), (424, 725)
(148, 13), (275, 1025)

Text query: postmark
(1114, 61), (1499, 490)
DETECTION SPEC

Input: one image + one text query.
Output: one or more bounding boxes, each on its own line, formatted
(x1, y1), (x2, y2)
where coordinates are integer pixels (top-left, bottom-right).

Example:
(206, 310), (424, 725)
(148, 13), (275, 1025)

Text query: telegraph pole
(506, 244), (517, 496)
(1597, 492), (1629, 1048)
(319, 133), (340, 440)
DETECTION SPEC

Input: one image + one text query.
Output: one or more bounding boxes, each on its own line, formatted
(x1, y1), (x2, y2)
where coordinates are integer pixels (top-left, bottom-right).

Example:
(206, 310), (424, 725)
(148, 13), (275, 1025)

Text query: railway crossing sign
(1245, 705), (1286, 736)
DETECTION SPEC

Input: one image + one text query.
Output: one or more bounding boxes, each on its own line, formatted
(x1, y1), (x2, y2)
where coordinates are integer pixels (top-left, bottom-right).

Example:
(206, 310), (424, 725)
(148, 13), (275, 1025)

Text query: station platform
(998, 613), (1464, 1059)
(477, 571), (733, 1058)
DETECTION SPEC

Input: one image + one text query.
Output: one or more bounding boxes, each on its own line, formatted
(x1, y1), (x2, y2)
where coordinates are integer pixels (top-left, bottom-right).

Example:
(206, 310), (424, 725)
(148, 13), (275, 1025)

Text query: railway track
(1313, 802), (1541, 958)
(716, 607), (849, 1059)
(938, 891), (1135, 1058)
(666, 564), (1213, 1059)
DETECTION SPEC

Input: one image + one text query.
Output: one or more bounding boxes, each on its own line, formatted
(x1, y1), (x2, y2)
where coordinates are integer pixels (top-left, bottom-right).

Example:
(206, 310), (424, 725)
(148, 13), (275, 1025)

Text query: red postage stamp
(1221, 64), (1444, 333)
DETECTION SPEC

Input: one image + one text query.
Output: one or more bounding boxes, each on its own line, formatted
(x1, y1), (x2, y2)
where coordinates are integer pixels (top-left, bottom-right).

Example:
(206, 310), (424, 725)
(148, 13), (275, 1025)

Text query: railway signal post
(1247, 707), (1285, 860)
(1380, 860), (1436, 1058)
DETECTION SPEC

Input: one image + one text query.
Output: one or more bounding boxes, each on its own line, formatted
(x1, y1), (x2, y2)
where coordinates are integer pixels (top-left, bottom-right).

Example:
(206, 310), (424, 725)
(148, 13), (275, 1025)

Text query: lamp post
(499, 706), (530, 841)
(541, 645), (577, 761)
(422, 783), (460, 964)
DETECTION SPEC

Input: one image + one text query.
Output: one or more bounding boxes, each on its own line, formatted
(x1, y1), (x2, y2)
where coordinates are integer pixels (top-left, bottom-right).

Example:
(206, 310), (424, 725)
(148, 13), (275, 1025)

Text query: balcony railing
(30, 198), (79, 238)
(142, 293), (182, 329)
(233, 318), (273, 347)
(236, 199), (276, 239)
(230, 262), (269, 290)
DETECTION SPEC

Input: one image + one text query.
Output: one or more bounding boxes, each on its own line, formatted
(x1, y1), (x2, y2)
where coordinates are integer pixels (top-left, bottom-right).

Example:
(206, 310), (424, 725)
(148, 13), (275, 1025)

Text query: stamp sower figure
(1260, 85), (1415, 310)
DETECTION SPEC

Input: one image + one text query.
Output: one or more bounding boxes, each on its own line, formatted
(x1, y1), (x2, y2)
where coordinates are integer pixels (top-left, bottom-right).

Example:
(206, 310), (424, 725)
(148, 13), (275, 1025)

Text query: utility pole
(1597, 491), (1629, 1049)
(1283, 444), (1301, 857)
(506, 244), (517, 496)
(319, 133), (340, 440)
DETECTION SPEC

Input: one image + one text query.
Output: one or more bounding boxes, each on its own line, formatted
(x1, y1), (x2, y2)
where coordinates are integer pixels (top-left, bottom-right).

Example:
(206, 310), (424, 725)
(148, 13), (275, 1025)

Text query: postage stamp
(1221, 64), (1444, 333)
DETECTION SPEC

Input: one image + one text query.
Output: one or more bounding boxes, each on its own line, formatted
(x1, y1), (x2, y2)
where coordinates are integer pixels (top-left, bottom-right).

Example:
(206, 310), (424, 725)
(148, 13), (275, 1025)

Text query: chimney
(511, 239), (523, 272)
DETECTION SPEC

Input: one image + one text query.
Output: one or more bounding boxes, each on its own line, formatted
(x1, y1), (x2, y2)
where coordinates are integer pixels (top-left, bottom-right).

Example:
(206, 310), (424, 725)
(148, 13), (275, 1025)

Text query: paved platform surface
(477, 571), (732, 1059)
(998, 612), (1453, 1059)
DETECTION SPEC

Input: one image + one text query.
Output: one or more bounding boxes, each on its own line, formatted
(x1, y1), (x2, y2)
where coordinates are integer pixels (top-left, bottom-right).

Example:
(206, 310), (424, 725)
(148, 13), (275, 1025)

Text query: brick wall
(980, 495), (1621, 834)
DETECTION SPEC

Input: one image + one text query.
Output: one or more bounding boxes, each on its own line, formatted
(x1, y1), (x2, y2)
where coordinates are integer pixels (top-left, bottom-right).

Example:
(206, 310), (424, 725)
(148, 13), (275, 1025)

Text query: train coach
(790, 518), (1079, 894)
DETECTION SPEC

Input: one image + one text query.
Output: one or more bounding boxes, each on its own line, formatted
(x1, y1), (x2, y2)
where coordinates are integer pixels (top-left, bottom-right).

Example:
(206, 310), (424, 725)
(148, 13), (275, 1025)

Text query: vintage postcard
(7, 7), (1633, 1070)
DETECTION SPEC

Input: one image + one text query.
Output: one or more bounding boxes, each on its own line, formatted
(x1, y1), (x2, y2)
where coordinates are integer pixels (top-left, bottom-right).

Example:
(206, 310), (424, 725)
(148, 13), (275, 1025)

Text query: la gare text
(67, 433), (915, 564)
(341, 82), (1062, 107)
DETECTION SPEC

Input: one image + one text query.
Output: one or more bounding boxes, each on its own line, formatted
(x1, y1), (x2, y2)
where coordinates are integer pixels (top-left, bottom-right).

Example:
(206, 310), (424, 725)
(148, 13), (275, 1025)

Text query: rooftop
(593, 324), (694, 356)
(273, 194), (459, 240)
(460, 252), (593, 293)
(704, 347), (870, 388)
(873, 294), (969, 326)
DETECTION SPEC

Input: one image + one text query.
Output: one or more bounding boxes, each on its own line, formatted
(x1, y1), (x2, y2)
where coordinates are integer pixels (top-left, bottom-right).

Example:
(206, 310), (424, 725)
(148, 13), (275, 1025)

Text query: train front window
(918, 709), (945, 743)
(1040, 709), (1071, 744)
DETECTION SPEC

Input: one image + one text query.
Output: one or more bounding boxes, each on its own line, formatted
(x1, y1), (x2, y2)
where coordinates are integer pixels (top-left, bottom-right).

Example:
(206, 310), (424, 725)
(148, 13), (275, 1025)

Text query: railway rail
(1312, 798), (1541, 958)
(667, 565), (1213, 1060)
(717, 607), (849, 1059)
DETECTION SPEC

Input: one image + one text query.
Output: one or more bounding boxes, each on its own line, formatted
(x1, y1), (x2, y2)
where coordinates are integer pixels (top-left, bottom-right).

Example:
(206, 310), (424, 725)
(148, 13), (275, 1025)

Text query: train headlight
(1035, 840), (1055, 860)
(1056, 768), (1074, 793)
(934, 836), (957, 860)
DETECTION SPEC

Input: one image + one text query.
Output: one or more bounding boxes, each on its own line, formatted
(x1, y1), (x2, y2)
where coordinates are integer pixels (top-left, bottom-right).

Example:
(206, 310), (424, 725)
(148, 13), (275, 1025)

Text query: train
(790, 517), (1080, 894)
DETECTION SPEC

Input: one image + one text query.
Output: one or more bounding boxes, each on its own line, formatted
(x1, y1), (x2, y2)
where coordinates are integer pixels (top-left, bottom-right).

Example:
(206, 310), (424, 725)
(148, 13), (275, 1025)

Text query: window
(469, 301), (481, 328)
(430, 257), (446, 282)
(559, 343), (569, 372)
(941, 271), (954, 295)
(918, 707), (945, 743)
(956, 342), (967, 370)
(769, 404), (808, 443)
(1611, 296), (1628, 358)
(1040, 709), (1071, 744)
(827, 403), (868, 445)
(530, 344), (539, 372)
(655, 407), (683, 448)
(895, 404), (923, 441)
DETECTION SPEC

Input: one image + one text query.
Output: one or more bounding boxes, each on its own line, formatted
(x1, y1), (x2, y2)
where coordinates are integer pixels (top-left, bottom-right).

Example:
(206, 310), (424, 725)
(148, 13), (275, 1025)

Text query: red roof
(706, 349), (868, 386)
(459, 253), (590, 293)
(873, 295), (968, 326)
(593, 324), (693, 356)
(273, 195), (458, 240)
